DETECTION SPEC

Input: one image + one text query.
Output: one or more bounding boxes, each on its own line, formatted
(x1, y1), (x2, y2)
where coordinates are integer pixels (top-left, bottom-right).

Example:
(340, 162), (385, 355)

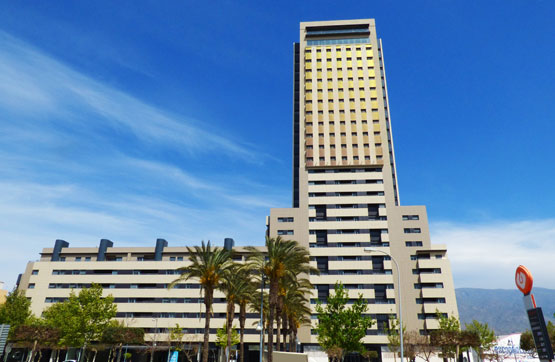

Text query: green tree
(42, 284), (117, 354)
(216, 323), (239, 349)
(430, 313), (460, 361)
(465, 320), (496, 361)
(220, 265), (257, 362)
(282, 278), (312, 352)
(246, 236), (316, 362)
(520, 331), (536, 356)
(11, 323), (60, 362)
(169, 241), (232, 362)
(386, 317), (405, 362)
(101, 323), (144, 362)
(520, 321), (555, 355)
(314, 282), (375, 362)
(0, 289), (32, 335)
(219, 264), (253, 362)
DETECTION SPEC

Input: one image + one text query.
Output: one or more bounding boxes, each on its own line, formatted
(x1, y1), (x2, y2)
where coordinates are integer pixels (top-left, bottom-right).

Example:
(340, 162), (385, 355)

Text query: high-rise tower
(268, 19), (459, 348)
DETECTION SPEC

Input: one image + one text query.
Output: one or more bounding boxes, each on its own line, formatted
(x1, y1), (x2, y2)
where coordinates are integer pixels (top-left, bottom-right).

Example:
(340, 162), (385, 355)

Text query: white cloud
(0, 31), (261, 161)
(0, 180), (274, 290)
(431, 219), (555, 290)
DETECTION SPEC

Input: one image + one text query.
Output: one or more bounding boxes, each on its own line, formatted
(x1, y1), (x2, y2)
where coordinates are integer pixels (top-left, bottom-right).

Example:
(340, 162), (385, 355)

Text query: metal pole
(151, 318), (158, 362)
(364, 248), (403, 362)
(259, 276), (265, 362)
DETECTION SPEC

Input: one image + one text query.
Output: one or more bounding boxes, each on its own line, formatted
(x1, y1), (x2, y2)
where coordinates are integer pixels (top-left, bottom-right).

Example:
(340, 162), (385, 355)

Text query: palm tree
(246, 236), (317, 362)
(169, 241), (232, 362)
(219, 263), (256, 362)
(235, 268), (257, 362)
(281, 278), (312, 352)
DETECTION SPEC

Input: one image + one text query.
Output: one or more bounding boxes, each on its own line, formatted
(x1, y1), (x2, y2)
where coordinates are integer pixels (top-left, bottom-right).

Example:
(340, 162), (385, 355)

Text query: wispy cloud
(0, 31), (290, 291)
(0, 31), (262, 161)
(431, 219), (555, 289)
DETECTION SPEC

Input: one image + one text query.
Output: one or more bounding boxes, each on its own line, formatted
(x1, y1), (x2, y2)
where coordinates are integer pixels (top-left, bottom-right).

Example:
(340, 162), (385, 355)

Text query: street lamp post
(150, 318), (158, 362)
(364, 248), (404, 362)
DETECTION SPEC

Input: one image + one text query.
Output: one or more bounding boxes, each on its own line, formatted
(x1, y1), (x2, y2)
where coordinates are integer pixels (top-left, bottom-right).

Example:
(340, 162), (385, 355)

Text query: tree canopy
(42, 284), (117, 348)
(314, 282), (374, 361)
(0, 289), (32, 334)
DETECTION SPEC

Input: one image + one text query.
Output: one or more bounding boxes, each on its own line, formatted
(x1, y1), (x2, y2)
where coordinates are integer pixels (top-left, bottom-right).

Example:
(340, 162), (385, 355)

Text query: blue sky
(0, 1), (554, 291)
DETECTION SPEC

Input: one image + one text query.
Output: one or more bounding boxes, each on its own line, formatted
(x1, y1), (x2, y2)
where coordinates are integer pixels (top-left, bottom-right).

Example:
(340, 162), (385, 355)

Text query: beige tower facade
(267, 19), (459, 347)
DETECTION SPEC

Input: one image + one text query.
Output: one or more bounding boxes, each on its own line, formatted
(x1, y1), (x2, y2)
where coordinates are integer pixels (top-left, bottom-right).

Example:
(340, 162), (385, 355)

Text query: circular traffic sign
(515, 265), (533, 295)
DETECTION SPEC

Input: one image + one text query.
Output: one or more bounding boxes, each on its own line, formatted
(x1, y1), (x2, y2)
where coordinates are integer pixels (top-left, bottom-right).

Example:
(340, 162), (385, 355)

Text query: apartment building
(18, 239), (266, 359)
(17, 18), (458, 360)
(266, 19), (459, 347)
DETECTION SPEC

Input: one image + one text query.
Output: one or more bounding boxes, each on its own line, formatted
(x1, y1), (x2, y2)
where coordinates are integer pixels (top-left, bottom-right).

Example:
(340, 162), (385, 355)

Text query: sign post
(515, 265), (553, 362)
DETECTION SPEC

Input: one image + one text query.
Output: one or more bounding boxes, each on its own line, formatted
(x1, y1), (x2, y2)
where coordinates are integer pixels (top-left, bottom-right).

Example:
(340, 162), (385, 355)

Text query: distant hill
(456, 287), (555, 335)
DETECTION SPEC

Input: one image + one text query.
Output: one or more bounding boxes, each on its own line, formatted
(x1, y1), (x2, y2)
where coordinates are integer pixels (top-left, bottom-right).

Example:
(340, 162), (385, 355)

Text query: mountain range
(456, 287), (555, 335)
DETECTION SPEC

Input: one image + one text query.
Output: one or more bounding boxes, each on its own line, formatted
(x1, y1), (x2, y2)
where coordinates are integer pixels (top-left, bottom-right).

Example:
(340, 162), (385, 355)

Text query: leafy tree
(415, 334), (436, 362)
(386, 317), (404, 362)
(11, 323), (60, 362)
(246, 236), (316, 362)
(520, 321), (555, 355)
(314, 282), (375, 362)
(0, 289), (32, 336)
(168, 241), (232, 362)
(520, 330), (536, 356)
(216, 324), (239, 349)
(42, 284), (117, 352)
(430, 313), (460, 361)
(168, 324), (185, 352)
(403, 331), (422, 362)
(101, 323), (144, 362)
(464, 320), (496, 362)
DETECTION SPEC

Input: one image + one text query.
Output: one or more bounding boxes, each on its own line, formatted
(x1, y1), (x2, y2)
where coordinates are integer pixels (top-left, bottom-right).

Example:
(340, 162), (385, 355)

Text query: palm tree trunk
(239, 303), (246, 362)
(276, 313), (281, 352)
(203, 290), (214, 362)
(281, 313), (288, 352)
(267, 280), (278, 362)
(226, 301), (235, 362)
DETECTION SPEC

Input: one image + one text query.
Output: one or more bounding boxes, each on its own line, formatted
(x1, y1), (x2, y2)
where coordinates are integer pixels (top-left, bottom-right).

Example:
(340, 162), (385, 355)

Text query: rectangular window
(75, 257), (81, 261)
(170, 257), (176, 261)
(405, 241), (423, 247)
(32, 270), (39, 275)
(177, 257), (183, 261)
(28, 283), (35, 289)
(402, 215), (420, 220)
(85, 257), (91, 261)
(278, 217), (294, 222)
(404, 228), (421, 234)
(277, 230), (294, 236)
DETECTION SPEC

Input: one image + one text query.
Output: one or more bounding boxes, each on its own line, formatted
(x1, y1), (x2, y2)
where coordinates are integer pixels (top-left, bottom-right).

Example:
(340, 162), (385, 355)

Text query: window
(277, 230), (294, 236)
(404, 228), (421, 234)
(177, 256), (183, 261)
(28, 283), (35, 289)
(75, 257), (81, 261)
(85, 257), (91, 261)
(32, 270), (39, 275)
(170, 257), (176, 261)
(59, 257), (66, 262)
(402, 215), (420, 221)
(405, 241), (423, 247)
(278, 217), (294, 222)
